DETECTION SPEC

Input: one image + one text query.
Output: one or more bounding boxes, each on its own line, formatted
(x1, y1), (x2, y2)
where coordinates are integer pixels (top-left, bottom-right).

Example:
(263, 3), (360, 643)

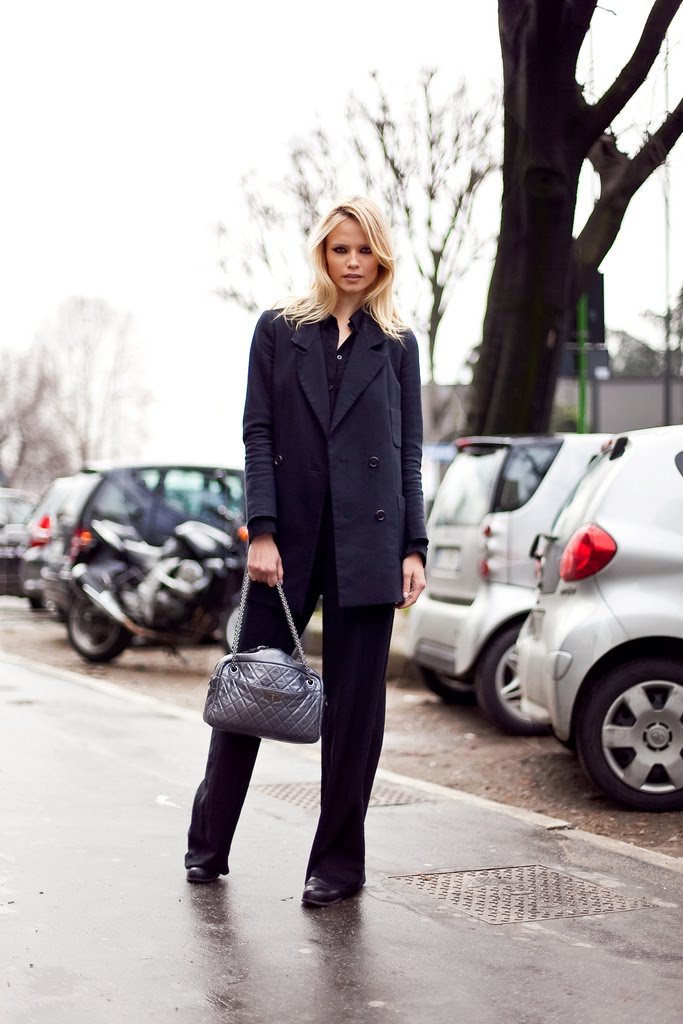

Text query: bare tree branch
(585, 0), (682, 144)
(576, 96), (683, 270)
(563, 0), (599, 67)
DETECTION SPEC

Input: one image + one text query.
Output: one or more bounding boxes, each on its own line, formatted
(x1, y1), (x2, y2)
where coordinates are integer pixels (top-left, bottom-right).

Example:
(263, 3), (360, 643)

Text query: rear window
(0, 495), (34, 525)
(90, 478), (144, 525)
(431, 446), (505, 526)
(58, 475), (102, 523)
(551, 450), (616, 538)
(492, 442), (561, 512)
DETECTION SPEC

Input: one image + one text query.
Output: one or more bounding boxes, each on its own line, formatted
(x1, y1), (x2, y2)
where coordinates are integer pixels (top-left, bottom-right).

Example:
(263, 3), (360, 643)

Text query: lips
(344, 275), (362, 281)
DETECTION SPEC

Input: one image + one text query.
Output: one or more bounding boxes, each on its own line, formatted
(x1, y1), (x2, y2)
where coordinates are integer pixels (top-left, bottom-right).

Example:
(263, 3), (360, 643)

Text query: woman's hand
(247, 535), (284, 588)
(395, 553), (426, 609)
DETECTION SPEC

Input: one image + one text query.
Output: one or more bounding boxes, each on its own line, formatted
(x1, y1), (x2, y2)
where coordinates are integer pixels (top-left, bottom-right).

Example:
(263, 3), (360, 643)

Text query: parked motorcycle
(67, 517), (244, 662)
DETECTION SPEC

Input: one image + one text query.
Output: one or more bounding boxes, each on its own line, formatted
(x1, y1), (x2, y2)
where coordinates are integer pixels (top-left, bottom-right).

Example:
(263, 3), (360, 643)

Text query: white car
(408, 434), (607, 734)
(517, 425), (683, 811)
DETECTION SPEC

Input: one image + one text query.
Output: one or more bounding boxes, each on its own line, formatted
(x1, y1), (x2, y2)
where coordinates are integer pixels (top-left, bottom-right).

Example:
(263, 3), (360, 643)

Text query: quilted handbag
(203, 573), (324, 744)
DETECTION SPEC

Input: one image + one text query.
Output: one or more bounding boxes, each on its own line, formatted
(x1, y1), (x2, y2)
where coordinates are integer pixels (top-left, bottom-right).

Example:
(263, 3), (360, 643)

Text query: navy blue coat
(242, 308), (428, 612)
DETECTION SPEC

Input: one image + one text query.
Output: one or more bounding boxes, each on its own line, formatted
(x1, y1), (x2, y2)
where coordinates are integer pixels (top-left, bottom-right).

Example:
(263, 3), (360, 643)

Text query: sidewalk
(1, 655), (681, 1024)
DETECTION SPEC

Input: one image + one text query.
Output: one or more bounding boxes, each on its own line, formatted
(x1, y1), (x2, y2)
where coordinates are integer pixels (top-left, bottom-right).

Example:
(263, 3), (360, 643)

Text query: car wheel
(475, 624), (549, 736)
(66, 595), (132, 663)
(417, 666), (475, 704)
(576, 659), (683, 811)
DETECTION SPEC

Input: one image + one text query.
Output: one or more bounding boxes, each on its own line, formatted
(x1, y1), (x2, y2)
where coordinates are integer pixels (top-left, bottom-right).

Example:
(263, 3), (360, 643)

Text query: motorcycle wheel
(67, 595), (132, 663)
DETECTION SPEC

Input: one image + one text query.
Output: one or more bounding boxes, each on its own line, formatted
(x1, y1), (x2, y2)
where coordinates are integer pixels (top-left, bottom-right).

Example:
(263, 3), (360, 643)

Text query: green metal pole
(577, 293), (588, 433)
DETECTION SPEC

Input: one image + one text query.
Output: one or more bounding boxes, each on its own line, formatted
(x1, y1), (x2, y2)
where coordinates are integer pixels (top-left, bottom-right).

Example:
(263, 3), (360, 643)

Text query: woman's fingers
(247, 539), (283, 587)
(396, 557), (426, 609)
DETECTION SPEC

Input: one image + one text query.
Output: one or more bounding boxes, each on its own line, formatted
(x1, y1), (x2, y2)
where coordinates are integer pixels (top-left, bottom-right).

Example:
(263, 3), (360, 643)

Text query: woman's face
(324, 217), (380, 299)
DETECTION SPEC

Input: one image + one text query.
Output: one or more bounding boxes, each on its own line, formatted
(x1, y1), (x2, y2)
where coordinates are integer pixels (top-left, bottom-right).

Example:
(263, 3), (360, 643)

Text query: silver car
(407, 434), (606, 734)
(517, 425), (683, 811)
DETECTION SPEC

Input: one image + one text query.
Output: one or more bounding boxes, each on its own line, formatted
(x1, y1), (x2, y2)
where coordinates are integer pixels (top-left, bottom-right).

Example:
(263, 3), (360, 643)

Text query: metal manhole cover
(388, 864), (655, 925)
(253, 781), (437, 811)
(254, 782), (320, 811)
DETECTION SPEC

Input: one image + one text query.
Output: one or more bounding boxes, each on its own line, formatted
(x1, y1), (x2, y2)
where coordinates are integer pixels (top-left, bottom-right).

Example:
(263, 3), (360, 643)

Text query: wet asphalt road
(1, 655), (683, 1024)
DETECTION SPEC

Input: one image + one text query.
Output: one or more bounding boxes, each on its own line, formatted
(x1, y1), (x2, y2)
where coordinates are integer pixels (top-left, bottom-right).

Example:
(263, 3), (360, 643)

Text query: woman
(185, 196), (428, 906)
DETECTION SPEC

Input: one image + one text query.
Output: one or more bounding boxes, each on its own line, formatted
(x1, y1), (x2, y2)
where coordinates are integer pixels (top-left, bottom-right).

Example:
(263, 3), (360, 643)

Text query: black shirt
(320, 308), (363, 414)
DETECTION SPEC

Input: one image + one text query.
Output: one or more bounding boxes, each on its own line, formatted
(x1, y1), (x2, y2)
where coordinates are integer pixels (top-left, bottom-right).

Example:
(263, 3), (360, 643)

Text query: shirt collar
(322, 306), (366, 331)
(349, 306), (366, 330)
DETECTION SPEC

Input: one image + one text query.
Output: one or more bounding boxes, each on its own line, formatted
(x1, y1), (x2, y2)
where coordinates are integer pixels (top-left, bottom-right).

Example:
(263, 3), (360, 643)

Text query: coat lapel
(291, 321), (331, 436)
(329, 313), (387, 434)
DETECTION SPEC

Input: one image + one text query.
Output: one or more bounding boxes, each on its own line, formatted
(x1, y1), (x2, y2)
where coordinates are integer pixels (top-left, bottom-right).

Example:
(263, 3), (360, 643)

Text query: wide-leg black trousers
(185, 494), (395, 896)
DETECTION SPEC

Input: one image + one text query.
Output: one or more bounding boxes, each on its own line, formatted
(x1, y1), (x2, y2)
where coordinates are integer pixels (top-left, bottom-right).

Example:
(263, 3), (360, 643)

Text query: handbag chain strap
(231, 572), (313, 674)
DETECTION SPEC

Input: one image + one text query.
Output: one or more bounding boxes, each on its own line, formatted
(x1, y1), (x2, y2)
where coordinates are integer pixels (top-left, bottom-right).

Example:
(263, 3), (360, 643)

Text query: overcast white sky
(2, 1), (682, 466)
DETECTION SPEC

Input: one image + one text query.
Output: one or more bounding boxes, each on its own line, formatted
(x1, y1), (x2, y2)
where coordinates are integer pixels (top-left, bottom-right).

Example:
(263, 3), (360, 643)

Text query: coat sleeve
(242, 311), (278, 531)
(399, 331), (428, 557)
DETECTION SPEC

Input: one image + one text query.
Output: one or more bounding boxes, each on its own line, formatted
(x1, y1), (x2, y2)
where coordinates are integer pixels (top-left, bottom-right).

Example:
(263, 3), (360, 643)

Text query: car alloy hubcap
(495, 644), (524, 720)
(601, 681), (683, 794)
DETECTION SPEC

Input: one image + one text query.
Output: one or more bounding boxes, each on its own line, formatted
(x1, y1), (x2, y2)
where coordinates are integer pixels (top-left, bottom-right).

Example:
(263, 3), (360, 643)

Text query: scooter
(66, 517), (244, 662)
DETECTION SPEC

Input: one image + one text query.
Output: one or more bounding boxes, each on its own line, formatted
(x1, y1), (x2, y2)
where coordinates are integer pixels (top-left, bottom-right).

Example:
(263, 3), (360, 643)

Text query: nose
(347, 251), (360, 267)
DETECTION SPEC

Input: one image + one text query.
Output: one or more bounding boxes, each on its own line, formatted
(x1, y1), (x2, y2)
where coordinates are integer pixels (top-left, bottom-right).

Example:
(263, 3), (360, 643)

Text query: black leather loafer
(186, 866), (221, 884)
(301, 876), (345, 907)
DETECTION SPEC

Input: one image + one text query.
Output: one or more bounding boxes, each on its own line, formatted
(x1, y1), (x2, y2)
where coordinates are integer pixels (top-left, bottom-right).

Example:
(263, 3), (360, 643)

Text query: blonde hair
(277, 196), (408, 341)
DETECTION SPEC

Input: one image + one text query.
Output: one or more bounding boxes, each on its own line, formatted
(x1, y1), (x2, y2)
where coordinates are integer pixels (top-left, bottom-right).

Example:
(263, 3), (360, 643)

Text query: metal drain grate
(253, 780), (437, 811)
(388, 864), (655, 925)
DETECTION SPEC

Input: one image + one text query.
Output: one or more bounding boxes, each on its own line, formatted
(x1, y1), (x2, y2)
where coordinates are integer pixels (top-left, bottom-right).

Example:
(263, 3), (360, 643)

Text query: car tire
(221, 602), (241, 655)
(576, 658), (683, 811)
(417, 666), (475, 704)
(66, 595), (132, 663)
(475, 624), (550, 736)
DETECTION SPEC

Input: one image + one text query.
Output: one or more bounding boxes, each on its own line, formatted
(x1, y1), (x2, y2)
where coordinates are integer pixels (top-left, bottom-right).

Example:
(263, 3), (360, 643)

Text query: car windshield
(431, 445), (506, 526)
(551, 449), (616, 538)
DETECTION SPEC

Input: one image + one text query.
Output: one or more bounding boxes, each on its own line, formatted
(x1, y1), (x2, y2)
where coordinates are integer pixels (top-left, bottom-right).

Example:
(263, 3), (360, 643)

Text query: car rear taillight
(237, 524), (249, 543)
(29, 515), (52, 547)
(478, 520), (495, 579)
(559, 524), (617, 582)
(69, 528), (93, 560)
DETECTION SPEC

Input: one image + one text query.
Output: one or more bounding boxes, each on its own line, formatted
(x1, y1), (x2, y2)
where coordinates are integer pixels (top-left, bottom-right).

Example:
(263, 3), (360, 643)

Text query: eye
(360, 247), (373, 255)
(332, 246), (347, 254)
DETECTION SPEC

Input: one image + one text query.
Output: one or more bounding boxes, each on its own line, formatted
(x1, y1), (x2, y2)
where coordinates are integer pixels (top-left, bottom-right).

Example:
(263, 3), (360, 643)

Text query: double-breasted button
(369, 456), (379, 468)
(375, 509), (385, 521)
(273, 454), (283, 466)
